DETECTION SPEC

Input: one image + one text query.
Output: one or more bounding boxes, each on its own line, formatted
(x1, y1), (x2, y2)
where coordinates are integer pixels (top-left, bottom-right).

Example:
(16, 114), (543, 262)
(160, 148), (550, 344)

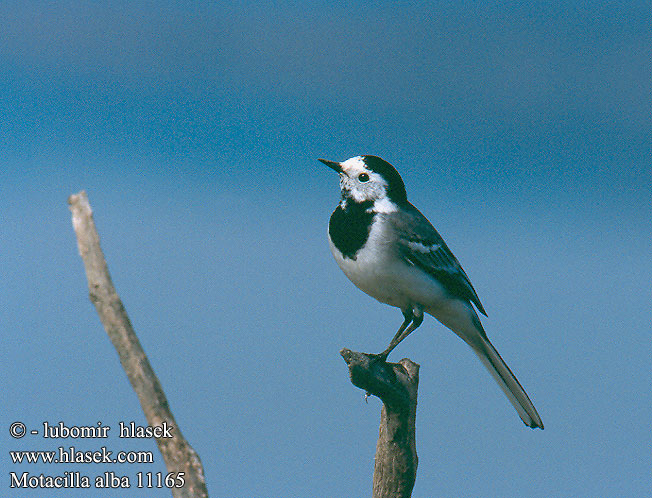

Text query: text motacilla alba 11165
(320, 155), (543, 429)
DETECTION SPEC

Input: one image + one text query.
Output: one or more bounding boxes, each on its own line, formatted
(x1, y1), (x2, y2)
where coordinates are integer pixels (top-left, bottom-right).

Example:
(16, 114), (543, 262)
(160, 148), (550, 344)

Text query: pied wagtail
(320, 155), (543, 429)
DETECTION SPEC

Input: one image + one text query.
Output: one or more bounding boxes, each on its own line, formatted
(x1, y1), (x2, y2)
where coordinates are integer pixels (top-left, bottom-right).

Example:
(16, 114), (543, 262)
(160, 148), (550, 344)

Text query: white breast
(328, 215), (448, 311)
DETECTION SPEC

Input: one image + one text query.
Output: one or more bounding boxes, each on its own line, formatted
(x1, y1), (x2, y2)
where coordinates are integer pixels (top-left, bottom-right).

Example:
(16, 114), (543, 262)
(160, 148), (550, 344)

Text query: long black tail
(472, 336), (544, 429)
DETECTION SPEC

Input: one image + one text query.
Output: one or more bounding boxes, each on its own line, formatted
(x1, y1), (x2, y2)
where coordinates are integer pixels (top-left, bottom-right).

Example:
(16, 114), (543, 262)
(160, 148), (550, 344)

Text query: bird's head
(319, 155), (408, 208)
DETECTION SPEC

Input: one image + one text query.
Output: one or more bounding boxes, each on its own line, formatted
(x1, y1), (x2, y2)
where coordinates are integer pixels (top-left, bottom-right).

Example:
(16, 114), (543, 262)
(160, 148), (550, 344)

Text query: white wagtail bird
(319, 155), (543, 429)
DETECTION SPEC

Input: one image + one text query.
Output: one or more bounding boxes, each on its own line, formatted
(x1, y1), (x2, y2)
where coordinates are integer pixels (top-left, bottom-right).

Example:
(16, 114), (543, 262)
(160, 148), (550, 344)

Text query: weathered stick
(340, 348), (419, 498)
(68, 191), (208, 498)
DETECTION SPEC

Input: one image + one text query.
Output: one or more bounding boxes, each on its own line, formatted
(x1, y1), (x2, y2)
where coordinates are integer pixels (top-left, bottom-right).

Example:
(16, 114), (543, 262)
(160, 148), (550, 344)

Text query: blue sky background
(2, 1), (650, 497)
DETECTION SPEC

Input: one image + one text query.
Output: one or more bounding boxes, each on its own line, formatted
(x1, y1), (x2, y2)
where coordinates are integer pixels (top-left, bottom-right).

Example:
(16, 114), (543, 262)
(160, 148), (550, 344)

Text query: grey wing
(393, 203), (487, 316)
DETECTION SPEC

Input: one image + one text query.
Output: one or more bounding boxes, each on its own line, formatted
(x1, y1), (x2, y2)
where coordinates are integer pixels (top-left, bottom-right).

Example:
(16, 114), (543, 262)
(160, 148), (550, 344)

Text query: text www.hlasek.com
(9, 420), (184, 490)
(10, 447), (154, 464)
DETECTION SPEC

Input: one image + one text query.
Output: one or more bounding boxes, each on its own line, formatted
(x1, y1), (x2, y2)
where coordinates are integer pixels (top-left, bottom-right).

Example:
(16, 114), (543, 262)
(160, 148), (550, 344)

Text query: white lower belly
(330, 239), (448, 311)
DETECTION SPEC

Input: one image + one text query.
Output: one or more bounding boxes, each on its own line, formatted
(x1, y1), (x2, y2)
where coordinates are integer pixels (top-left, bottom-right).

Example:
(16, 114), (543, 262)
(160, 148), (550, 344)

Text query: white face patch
(340, 156), (367, 170)
(338, 156), (390, 204)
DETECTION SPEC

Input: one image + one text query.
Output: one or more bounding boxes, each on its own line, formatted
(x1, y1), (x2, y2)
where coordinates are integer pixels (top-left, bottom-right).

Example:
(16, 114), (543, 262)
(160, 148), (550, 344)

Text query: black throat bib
(329, 199), (375, 260)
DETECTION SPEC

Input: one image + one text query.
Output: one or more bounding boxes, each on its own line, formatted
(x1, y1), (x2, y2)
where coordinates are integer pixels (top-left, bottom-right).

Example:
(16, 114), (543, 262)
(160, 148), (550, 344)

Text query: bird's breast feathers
(329, 214), (448, 310)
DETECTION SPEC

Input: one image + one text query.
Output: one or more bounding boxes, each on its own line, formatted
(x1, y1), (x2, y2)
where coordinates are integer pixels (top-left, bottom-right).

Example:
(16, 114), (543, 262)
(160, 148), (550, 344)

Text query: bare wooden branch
(68, 191), (208, 498)
(341, 348), (419, 498)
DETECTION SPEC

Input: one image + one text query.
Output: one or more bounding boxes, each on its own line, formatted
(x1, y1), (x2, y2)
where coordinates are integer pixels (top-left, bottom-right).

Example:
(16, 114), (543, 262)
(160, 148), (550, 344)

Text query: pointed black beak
(318, 158), (343, 173)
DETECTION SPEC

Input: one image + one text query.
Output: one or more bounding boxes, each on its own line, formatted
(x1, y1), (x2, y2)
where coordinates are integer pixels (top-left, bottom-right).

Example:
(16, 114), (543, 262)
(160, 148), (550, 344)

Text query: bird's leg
(376, 307), (424, 362)
(389, 308), (414, 346)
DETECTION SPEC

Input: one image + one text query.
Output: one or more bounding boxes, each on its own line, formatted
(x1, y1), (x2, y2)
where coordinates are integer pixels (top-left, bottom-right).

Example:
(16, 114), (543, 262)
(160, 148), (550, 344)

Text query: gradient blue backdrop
(2, 2), (651, 497)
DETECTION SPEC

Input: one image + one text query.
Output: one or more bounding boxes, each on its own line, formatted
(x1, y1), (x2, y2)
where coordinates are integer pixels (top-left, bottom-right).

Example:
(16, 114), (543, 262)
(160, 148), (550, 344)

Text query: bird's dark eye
(358, 173), (370, 182)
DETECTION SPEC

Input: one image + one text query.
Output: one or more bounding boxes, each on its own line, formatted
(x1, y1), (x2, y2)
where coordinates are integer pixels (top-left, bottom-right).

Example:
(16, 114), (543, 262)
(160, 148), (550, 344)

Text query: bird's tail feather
(472, 337), (544, 429)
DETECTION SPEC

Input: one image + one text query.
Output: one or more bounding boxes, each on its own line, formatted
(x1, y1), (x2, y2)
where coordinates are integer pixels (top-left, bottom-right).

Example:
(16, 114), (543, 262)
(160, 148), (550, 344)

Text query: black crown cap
(361, 155), (408, 204)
